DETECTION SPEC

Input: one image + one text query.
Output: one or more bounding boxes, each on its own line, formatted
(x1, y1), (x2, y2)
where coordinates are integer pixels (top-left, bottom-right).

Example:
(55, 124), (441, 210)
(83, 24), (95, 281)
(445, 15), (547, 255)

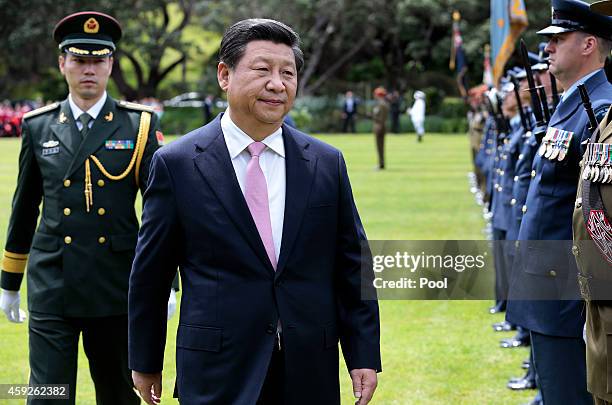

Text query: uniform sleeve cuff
(2, 250), (28, 273)
(1, 270), (24, 291)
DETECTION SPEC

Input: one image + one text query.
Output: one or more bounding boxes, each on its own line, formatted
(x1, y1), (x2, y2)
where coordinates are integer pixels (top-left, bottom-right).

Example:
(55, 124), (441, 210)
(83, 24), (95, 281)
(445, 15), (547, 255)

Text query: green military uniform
(2, 97), (160, 315)
(372, 93), (390, 169)
(0, 11), (162, 405)
(572, 106), (612, 405)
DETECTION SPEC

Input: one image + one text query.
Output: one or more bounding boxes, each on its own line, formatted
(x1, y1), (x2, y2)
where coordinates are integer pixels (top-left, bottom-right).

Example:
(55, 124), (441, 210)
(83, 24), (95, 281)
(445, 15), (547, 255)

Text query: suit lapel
(50, 101), (78, 157)
(275, 125), (316, 278)
(193, 118), (276, 274)
(65, 97), (120, 178)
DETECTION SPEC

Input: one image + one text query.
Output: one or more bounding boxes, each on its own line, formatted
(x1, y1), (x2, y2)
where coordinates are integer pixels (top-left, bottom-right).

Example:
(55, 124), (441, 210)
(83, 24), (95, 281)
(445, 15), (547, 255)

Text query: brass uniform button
(97, 179), (105, 187)
(549, 270), (557, 277)
(522, 205), (527, 213)
(531, 170), (536, 178)
(518, 154), (524, 160)
(510, 199), (516, 206)
(98, 208), (106, 216)
(98, 236), (106, 244)
(64, 236), (72, 244)
(497, 186), (503, 192)
(63, 179), (71, 187)
(572, 245), (579, 256)
(500, 170), (505, 176)
(63, 208), (71, 216)
(514, 176), (519, 182)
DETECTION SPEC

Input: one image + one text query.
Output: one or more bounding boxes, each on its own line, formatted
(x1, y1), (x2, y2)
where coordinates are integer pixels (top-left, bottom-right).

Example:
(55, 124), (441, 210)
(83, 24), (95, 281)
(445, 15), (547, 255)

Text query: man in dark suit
(0, 12), (163, 405)
(342, 90), (359, 133)
(129, 18), (381, 405)
(506, 1), (612, 403)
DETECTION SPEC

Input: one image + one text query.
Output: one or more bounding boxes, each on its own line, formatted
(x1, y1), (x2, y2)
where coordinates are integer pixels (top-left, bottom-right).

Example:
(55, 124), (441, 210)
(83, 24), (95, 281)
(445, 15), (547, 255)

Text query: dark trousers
(493, 228), (508, 311)
(343, 113), (356, 133)
(257, 340), (285, 405)
(374, 129), (385, 169)
(530, 331), (593, 405)
(28, 312), (139, 405)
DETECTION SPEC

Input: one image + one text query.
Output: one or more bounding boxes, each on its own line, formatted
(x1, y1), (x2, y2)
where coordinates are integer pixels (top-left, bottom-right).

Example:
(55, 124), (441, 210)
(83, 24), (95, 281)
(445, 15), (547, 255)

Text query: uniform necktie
(78, 113), (92, 138)
(245, 142), (277, 269)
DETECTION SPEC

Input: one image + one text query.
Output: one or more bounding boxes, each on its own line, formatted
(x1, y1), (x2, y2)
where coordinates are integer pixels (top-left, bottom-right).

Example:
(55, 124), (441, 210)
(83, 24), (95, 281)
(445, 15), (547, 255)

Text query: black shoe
(522, 358), (530, 369)
(492, 321), (516, 332)
(507, 377), (537, 390)
(500, 337), (530, 348)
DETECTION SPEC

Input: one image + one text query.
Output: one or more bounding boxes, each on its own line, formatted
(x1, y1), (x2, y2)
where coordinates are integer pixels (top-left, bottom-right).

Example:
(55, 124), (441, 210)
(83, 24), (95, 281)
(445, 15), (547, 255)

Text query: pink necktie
(245, 142), (277, 269)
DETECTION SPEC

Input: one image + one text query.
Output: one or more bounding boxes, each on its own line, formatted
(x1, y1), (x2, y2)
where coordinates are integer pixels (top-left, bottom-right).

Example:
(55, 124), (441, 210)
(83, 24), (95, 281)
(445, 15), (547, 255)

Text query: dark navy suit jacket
(128, 115), (381, 404)
(507, 70), (612, 337)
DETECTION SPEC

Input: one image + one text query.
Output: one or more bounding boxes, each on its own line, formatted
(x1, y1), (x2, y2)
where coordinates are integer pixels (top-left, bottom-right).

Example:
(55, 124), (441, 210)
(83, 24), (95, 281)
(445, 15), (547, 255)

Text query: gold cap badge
(84, 18), (100, 34)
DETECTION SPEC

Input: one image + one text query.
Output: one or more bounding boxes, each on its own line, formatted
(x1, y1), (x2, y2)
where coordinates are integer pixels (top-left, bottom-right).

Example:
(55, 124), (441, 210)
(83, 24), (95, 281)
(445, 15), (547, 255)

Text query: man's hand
(350, 368), (378, 404)
(132, 371), (162, 405)
(167, 289), (177, 320)
(0, 289), (26, 323)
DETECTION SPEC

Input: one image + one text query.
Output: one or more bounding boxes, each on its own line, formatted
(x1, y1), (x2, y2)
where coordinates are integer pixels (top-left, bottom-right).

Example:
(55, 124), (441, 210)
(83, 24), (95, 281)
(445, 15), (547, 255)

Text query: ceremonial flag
(450, 11), (469, 97)
(483, 44), (494, 87)
(490, 0), (528, 84)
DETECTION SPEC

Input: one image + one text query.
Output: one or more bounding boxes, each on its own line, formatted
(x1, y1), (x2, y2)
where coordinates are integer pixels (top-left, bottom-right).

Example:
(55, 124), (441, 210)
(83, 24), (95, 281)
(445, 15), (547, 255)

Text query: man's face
(545, 32), (585, 80)
(218, 40), (297, 130)
(59, 53), (113, 100)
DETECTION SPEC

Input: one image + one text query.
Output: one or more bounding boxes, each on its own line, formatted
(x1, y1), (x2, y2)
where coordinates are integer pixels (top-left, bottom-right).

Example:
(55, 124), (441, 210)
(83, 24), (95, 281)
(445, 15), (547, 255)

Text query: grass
(0, 133), (533, 404)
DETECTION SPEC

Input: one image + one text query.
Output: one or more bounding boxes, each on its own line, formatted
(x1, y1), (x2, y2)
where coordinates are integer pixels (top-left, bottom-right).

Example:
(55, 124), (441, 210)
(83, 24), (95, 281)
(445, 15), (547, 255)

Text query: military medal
(583, 165), (591, 181)
(557, 149), (566, 161)
(105, 140), (135, 150)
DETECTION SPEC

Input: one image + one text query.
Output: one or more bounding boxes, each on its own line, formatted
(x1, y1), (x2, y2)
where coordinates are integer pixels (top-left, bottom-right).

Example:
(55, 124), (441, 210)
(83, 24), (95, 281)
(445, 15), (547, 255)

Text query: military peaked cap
(53, 11), (122, 57)
(537, 0), (612, 40)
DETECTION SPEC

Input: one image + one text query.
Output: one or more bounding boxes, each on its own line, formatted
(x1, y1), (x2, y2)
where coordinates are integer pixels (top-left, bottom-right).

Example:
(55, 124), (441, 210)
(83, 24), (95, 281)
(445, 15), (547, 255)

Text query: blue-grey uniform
(491, 116), (523, 309)
(475, 116), (497, 202)
(507, 69), (612, 405)
(506, 2), (612, 403)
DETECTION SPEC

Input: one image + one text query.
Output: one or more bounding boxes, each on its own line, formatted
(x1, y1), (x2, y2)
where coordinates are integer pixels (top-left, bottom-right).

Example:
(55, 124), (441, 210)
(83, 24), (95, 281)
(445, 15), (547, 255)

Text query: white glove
(0, 289), (26, 323)
(167, 288), (177, 320)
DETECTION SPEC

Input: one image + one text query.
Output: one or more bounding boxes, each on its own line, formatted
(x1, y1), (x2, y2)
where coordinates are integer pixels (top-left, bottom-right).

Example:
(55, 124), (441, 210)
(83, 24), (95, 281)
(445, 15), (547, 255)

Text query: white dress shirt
(221, 110), (286, 261)
(68, 91), (107, 131)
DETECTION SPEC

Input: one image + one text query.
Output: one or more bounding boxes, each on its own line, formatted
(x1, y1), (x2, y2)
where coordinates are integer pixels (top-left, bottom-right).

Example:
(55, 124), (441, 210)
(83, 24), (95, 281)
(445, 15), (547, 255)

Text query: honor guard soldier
(572, 3), (612, 405)
(505, 0), (612, 404)
(0, 12), (164, 405)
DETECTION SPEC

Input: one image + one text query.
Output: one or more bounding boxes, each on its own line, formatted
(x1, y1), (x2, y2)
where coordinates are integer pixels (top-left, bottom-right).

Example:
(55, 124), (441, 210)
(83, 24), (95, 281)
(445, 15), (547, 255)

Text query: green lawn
(0, 133), (533, 404)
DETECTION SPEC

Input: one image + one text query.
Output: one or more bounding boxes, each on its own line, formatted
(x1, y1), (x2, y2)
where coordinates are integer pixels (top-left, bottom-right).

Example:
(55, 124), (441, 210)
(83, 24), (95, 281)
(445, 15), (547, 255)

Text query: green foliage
(160, 107), (207, 135)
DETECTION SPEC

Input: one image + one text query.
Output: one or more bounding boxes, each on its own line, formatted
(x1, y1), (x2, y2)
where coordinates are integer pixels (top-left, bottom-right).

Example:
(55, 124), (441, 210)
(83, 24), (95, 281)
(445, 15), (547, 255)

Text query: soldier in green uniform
(572, 5), (612, 405)
(0, 12), (163, 405)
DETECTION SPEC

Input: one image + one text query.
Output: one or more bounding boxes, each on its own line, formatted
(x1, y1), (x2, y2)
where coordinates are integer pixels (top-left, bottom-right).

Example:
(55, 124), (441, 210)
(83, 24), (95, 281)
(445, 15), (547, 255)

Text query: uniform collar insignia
(104, 112), (113, 122)
(59, 112), (68, 123)
(42, 140), (59, 148)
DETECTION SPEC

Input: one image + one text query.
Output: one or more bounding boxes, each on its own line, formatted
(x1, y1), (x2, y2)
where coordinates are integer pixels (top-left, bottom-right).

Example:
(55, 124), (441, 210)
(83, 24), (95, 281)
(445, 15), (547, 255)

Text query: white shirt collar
(68, 91), (107, 120)
(560, 69), (602, 103)
(221, 109), (285, 159)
